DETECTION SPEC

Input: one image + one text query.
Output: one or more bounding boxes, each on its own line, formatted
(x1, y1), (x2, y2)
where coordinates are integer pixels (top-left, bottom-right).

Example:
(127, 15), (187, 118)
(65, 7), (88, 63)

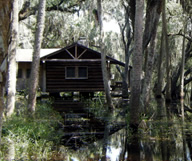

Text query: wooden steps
(54, 100), (85, 113)
(52, 99), (125, 149)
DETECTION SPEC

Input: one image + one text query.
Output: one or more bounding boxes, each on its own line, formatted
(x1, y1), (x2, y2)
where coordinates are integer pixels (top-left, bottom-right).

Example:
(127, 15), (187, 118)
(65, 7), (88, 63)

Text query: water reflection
(60, 98), (192, 161)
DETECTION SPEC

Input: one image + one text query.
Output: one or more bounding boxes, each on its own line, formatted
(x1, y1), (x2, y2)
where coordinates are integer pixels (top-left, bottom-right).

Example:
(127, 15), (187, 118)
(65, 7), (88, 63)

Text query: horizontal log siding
(46, 61), (104, 92)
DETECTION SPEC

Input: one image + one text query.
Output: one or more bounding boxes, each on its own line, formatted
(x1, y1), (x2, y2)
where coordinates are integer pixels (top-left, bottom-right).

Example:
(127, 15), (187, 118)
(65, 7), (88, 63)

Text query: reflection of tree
(155, 98), (191, 161)
(127, 133), (140, 161)
(156, 98), (170, 161)
(119, 129), (128, 161)
(181, 100), (187, 161)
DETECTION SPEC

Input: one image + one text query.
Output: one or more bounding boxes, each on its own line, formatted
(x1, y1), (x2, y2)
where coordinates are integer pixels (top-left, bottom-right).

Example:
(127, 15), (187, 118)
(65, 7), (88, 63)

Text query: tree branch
(116, 65), (123, 78)
(19, 0), (85, 21)
(168, 32), (192, 42)
(184, 67), (192, 77)
(184, 77), (192, 86)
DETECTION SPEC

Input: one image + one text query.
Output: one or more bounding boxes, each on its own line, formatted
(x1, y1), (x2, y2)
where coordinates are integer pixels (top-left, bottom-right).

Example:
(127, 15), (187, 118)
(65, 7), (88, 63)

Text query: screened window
(66, 67), (75, 78)
(66, 66), (88, 79)
(78, 67), (87, 78)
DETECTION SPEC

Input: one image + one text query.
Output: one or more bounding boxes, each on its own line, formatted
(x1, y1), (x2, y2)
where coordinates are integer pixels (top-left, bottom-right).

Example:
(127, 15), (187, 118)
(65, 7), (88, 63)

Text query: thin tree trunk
(181, 17), (187, 121)
(97, 0), (113, 110)
(162, 0), (171, 102)
(180, 18), (187, 100)
(6, 0), (18, 117)
(156, 31), (165, 97)
(130, 0), (144, 129)
(191, 73), (192, 101)
(171, 40), (191, 100)
(0, 80), (4, 145)
(28, 0), (46, 113)
(121, 4), (132, 99)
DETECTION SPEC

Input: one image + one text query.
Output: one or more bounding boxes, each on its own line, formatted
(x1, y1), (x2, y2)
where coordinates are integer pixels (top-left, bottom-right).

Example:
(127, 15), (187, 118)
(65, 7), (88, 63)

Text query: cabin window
(66, 67), (76, 78)
(17, 69), (23, 78)
(78, 67), (87, 78)
(66, 67), (88, 79)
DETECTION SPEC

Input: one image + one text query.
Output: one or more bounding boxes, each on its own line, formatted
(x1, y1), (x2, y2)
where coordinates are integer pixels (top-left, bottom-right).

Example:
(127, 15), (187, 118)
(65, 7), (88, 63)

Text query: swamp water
(60, 98), (192, 161)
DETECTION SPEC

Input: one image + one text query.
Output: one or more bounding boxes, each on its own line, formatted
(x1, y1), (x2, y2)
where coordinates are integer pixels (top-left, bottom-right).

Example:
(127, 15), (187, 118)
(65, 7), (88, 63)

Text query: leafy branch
(19, 0), (86, 21)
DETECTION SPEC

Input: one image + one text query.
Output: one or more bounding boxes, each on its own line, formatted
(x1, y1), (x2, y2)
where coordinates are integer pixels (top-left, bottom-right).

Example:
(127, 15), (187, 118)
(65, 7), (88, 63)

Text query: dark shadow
(127, 131), (140, 161)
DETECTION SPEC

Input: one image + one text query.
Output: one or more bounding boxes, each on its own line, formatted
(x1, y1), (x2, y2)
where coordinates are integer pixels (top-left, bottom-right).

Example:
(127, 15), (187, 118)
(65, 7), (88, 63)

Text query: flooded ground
(58, 97), (192, 161)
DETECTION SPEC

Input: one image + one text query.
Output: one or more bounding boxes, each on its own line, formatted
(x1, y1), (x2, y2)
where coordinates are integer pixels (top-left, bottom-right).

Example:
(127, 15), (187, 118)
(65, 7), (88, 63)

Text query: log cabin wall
(46, 61), (104, 93)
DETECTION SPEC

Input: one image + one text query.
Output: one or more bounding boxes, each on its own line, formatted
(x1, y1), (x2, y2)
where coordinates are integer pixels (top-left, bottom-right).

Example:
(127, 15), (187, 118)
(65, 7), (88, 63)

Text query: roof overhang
(16, 49), (61, 62)
(15, 43), (125, 66)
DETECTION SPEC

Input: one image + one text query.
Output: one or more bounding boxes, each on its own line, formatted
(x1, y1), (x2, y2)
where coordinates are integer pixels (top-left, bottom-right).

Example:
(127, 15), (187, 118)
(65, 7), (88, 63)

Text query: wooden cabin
(16, 43), (125, 96)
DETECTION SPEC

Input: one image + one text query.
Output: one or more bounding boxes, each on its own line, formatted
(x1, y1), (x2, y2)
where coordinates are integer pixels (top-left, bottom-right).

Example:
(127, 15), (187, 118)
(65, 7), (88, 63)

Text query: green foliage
(0, 99), (64, 160)
(84, 92), (107, 119)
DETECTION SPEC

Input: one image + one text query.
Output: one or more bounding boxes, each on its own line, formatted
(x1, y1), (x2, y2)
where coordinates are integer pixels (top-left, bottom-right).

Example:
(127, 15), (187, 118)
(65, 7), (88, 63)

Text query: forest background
(0, 0), (192, 159)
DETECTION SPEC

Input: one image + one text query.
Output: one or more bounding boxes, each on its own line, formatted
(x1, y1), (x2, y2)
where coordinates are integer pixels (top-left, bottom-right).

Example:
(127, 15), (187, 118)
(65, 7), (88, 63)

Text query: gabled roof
(41, 42), (125, 66)
(15, 43), (124, 66)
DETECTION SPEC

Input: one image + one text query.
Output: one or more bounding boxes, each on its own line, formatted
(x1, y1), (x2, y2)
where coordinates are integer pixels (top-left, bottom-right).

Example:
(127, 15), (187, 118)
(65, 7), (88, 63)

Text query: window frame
(65, 66), (88, 79)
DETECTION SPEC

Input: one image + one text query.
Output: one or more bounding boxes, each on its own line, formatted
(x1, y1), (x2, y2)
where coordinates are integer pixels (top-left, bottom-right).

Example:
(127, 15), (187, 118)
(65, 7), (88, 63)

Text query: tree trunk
(162, 0), (171, 102)
(142, 0), (162, 108)
(6, 0), (18, 117)
(171, 40), (191, 100)
(121, 4), (132, 99)
(97, 1), (112, 160)
(181, 17), (187, 121)
(97, 0), (113, 110)
(0, 80), (5, 145)
(156, 31), (165, 97)
(28, 0), (46, 113)
(142, 0), (162, 50)
(130, 0), (144, 130)
(180, 18), (187, 100)
(0, 0), (12, 146)
(142, 33), (156, 110)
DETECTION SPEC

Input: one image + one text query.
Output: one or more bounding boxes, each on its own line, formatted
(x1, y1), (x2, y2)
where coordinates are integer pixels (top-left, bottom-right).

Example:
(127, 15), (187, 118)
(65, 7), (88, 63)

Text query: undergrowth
(0, 96), (64, 160)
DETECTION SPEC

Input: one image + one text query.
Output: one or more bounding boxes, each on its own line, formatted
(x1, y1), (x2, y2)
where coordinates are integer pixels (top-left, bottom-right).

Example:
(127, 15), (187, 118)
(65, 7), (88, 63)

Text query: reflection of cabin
(16, 43), (125, 95)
